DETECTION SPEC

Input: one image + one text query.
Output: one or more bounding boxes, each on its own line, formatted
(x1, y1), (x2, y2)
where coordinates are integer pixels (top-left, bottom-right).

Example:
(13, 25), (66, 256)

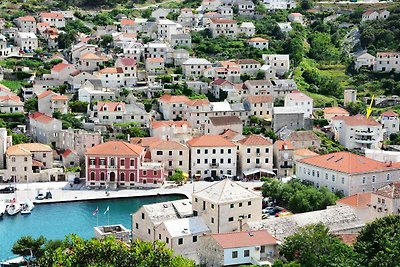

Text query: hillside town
(1, 0), (400, 266)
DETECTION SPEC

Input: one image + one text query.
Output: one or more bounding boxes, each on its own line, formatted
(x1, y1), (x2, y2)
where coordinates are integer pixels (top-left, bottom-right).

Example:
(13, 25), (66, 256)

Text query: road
(0, 180), (264, 204)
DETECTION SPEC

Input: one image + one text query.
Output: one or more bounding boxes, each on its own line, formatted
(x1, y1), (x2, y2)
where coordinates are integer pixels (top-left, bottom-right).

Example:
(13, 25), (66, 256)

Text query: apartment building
(331, 115), (383, 150)
(209, 18), (238, 38)
(57, 129), (102, 161)
(380, 110), (399, 136)
(149, 140), (190, 177)
(37, 90), (68, 116)
(29, 112), (62, 146)
(85, 141), (164, 189)
(150, 120), (193, 143)
(158, 94), (190, 120)
(40, 12), (65, 28)
(15, 16), (36, 32)
(14, 32), (38, 50)
(273, 140), (294, 178)
(187, 135), (237, 179)
(374, 52), (400, 73)
(182, 58), (212, 79)
(296, 151), (400, 196)
(237, 135), (273, 178)
(262, 54), (290, 76)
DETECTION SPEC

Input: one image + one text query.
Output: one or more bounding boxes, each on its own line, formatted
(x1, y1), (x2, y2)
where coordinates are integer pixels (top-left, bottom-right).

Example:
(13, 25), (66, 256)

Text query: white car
(35, 193), (45, 200)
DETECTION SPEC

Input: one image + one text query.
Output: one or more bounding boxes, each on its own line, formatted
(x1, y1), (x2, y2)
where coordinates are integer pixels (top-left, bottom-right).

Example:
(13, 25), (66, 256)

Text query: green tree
(354, 215), (400, 267)
(12, 235), (46, 259)
(170, 169), (185, 185)
(37, 235), (195, 267)
(100, 34), (113, 47)
(279, 224), (357, 267)
(69, 100), (88, 113)
(24, 97), (38, 112)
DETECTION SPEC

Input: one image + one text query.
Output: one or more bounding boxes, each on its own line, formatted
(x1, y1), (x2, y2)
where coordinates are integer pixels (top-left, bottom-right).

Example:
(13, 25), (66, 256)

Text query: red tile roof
(297, 151), (399, 174)
(210, 18), (236, 24)
(52, 63), (72, 72)
(274, 140), (294, 150)
(336, 192), (372, 207)
(97, 102), (125, 112)
(186, 99), (210, 106)
(98, 67), (123, 74)
(187, 135), (236, 147)
(238, 134), (272, 146)
(86, 141), (144, 156)
(146, 57), (164, 63)
(120, 19), (135, 25)
(130, 137), (162, 147)
(118, 57), (136, 66)
(248, 37), (269, 42)
(37, 90), (56, 99)
(210, 230), (277, 249)
(158, 94), (190, 103)
(324, 106), (349, 115)
(149, 140), (188, 150)
(62, 149), (77, 158)
(381, 110), (398, 117)
(374, 182), (400, 199)
(332, 115), (380, 126)
(0, 95), (22, 104)
(286, 90), (312, 102)
(18, 16), (36, 22)
(40, 12), (64, 19)
(245, 95), (273, 104)
(29, 112), (55, 124)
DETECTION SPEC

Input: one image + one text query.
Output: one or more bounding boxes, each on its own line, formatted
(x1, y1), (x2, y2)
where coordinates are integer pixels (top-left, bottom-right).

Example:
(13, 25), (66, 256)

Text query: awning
(243, 168), (276, 176)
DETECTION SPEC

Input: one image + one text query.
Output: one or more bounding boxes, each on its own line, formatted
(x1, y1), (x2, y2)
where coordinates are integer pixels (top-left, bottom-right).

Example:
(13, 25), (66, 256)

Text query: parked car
(213, 176), (222, 181)
(0, 186), (15, 194)
(36, 193), (45, 200)
(45, 191), (53, 199)
(204, 177), (214, 182)
(262, 207), (275, 214)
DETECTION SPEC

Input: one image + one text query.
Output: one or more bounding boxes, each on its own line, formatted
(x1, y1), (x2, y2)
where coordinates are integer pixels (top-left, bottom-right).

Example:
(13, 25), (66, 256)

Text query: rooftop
(210, 230), (277, 249)
(158, 94), (190, 103)
(336, 192), (372, 207)
(297, 151), (400, 174)
(209, 116), (242, 126)
(286, 131), (320, 142)
(324, 106), (350, 115)
(374, 182), (400, 199)
(246, 206), (364, 240)
(142, 199), (193, 225)
(86, 141), (144, 156)
(187, 135), (236, 147)
(285, 91), (312, 102)
(193, 179), (261, 204)
(238, 134), (272, 146)
(7, 143), (52, 156)
(332, 115), (381, 126)
(161, 217), (210, 238)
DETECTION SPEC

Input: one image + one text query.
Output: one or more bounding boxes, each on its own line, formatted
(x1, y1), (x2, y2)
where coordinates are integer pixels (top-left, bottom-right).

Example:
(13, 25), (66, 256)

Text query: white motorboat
(0, 201), (6, 218)
(6, 203), (21, 216)
(21, 201), (34, 215)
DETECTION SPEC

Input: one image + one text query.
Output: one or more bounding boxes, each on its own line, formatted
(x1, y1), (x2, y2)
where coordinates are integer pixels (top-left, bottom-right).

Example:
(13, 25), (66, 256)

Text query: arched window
(120, 173), (125, 181)
(90, 172), (95, 180)
(110, 158), (115, 166)
(100, 172), (105, 180)
(130, 173), (135, 181)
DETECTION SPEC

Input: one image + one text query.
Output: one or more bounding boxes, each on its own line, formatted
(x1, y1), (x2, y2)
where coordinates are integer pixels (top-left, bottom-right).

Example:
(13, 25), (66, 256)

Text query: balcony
(280, 164), (293, 168)
(355, 130), (374, 136)
(355, 138), (374, 144)
(209, 162), (219, 168)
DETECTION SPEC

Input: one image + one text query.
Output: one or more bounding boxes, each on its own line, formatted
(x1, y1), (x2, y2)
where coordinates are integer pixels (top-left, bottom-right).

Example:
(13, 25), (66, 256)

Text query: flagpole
(97, 210), (99, 226)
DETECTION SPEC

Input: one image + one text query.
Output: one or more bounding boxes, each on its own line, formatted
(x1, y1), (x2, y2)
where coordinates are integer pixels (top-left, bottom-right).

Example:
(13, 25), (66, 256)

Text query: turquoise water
(0, 194), (185, 261)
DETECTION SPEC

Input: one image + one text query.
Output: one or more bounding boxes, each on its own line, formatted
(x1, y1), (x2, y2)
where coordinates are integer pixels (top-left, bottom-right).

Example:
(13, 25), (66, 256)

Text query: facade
(29, 112), (62, 146)
(288, 12), (304, 24)
(286, 131), (321, 149)
(371, 182), (400, 216)
(205, 116), (243, 135)
(235, 59), (261, 76)
(145, 57), (165, 75)
(199, 230), (278, 267)
(263, 54), (290, 76)
(323, 106), (350, 122)
(37, 90), (68, 116)
(40, 12), (65, 28)
(380, 111), (399, 137)
(354, 51), (376, 70)
(374, 52), (400, 73)
(15, 32), (38, 50)
(237, 135), (274, 178)
(273, 107), (307, 132)
(247, 37), (269, 50)
(57, 129), (102, 161)
(263, 0), (296, 9)
(243, 95), (273, 120)
(296, 151), (400, 196)
(331, 115), (383, 150)
(149, 140), (190, 177)
(187, 135), (237, 179)
(0, 95), (24, 113)
(361, 10), (390, 22)
(85, 141), (164, 189)
(273, 140), (294, 178)
(150, 120), (193, 143)
(192, 179), (263, 233)
(182, 58), (212, 79)
(158, 94), (190, 120)
(15, 16), (36, 32)
(209, 18), (238, 38)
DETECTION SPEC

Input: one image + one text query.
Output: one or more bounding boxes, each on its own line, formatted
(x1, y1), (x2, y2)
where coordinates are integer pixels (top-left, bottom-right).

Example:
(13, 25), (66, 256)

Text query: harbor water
(0, 194), (185, 260)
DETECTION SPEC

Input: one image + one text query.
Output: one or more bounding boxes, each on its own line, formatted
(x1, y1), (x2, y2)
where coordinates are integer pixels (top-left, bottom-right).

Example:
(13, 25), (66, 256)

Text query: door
(211, 170), (217, 177)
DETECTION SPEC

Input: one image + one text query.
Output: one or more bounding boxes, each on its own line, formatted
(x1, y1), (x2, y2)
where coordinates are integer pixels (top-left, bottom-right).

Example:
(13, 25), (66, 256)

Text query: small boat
(21, 201), (34, 215)
(0, 201), (6, 218)
(6, 203), (21, 216)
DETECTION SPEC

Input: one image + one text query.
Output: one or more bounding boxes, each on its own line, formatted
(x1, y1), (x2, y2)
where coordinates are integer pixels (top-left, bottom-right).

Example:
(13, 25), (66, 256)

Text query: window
(193, 235), (197, 242)
(141, 213), (145, 219)
(239, 202), (242, 207)
(43, 153), (47, 158)
(232, 251), (238, 259)
(230, 204), (234, 208)
(244, 250), (250, 257)
(157, 151), (163, 155)
(121, 159), (125, 166)
(248, 214), (251, 219)
(130, 159), (134, 166)
(228, 217), (234, 222)
(211, 204), (214, 209)
(11, 157), (15, 162)
(332, 175), (335, 182)
(148, 229), (151, 235)
(341, 177), (345, 184)
(247, 148), (251, 153)
(135, 223), (138, 229)
(362, 177), (366, 184)
(372, 176), (376, 183)
(166, 237), (169, 244)
(387, 174), (390, 181)
(211, 217), (214, 224)
(248, 201), (251, 206)
(178, 238), (183, 245)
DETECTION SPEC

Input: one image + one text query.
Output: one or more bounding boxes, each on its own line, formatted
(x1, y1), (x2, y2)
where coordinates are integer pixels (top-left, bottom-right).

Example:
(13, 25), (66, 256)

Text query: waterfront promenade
(0, 180), (264, 204)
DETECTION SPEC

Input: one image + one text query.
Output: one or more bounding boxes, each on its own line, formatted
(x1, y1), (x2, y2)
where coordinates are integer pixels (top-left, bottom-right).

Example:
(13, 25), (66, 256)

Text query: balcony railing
(280, 164), (293, 168)
(209, 162), (219, 168)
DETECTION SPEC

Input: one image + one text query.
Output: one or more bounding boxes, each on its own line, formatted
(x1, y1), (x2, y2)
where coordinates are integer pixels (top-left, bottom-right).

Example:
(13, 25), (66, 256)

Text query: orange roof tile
(29, 112), (55, 124)
(274, 140), (294, 150)
(248, 37), (269, 42)
(210, 230), (277, 249)
(332, 115), (380, 126)
(297, 151), (397, 174)
(186, 98), (210, 106)
(130, 137), (162, 147)
(146, 57), (164, 63)
(336, 192), (372, 207)
(381, 110), (398, 117)
(40, 12), (64, 19)
(220, 129), (241, 141)
(286, 90), (312, 102)
(86, 141), (144, 156)
(294, 148), (319, 157)
(97, 102), (125, 112)
(81, 52), (102, 60)
(98, 67), (123, 74)
(0, 95), (22, 104)
(210, 18), (236, 24)
(62, 148), (77, 158)
(118, 57), (136, 66)
(120, 19), (135, 25)
(18, 16), (36, 22)
(149, 140), (188, 150)
(187, 135), (236, 147)
(158, 94), (190, 103)
(52, 95), (68, 100)
(37, 90), (56, 99)
(52, 63), (72, 72)
(324, 106), (350, 115)
(238, 134), (272, 146)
